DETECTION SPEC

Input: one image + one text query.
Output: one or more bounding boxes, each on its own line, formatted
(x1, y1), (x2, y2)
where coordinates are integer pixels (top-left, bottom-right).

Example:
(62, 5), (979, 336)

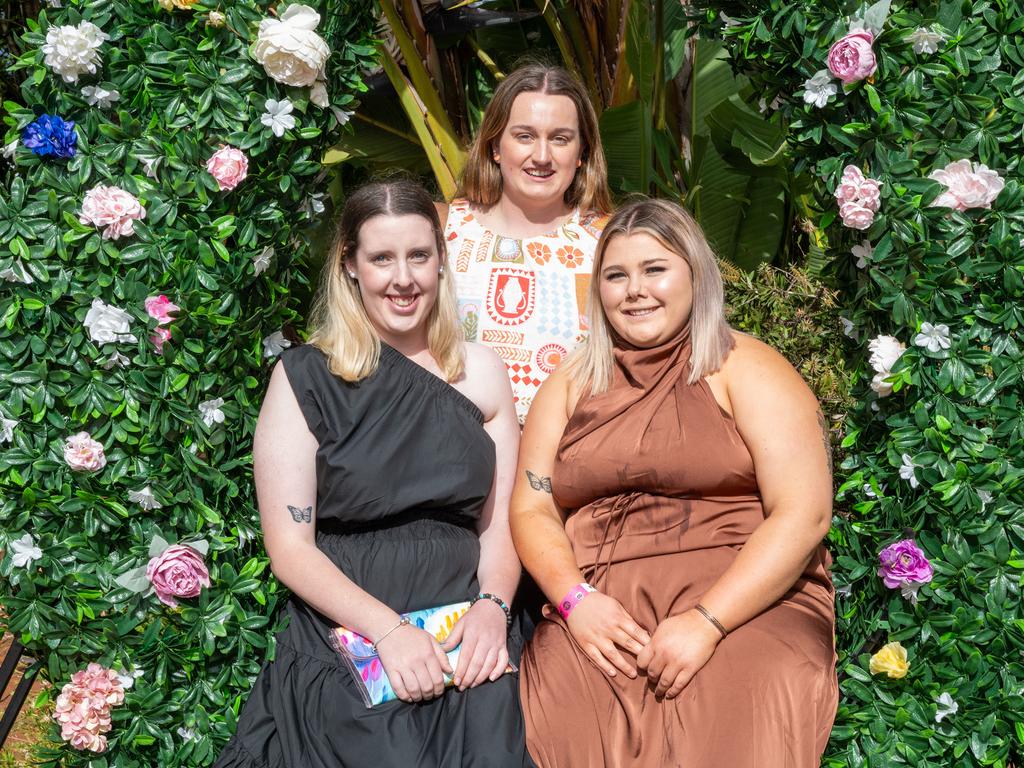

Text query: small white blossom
(253, 247), (273, 276)
(310, 80), (329, 108)
(758, 95), (783, 114)
(260, 98), (296, 138)
(83, 298), (137, 345)
(262, 330), (292, 358)
(46, 0), (63, 6)
(864, 483), (878, 498)
(136, 154), (161, 179)
(901, 581), (922, 605)
(978, 490), (993, 509)
(718, 11), (741, 28)
(206, 11), (226, 27)
(198, 397), (226, 427)
(1, 418), (17, 443)
(330, 107), (353, 127)
(301, 193), (326, 218)
(907, 27), (945, 55)
(913, 322), (951, 353)
(81, 85), (120, 108)
(9, 534), (42, 568)
(115, 666), (145, 689)
(835, 583), (853, 597)
(2, 140), (17, 159)
(840, 316), (857, 339)
(128, 486), (162, 511)
(177, 727), (196, 742)
(899, 454), (919, 489)
(852, 239), (872, 269)
(801, 70), (838, 109)
(0, 260), (34, 284)
(934, 692), (959, 722)
(102, 351), (131, 369)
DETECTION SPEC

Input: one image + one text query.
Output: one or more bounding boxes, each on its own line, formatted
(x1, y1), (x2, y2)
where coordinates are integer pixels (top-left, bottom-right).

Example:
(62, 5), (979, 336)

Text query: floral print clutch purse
(330, 600), (517, 707)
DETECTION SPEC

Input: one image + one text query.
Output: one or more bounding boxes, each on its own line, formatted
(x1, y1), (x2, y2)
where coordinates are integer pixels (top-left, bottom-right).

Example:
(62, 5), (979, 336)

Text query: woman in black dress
(215, 180), (531, 767)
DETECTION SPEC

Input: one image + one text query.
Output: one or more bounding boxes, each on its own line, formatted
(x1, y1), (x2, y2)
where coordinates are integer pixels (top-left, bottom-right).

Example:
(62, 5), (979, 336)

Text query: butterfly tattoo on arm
(525, 470), (552, 494)
(288, 505), (313, 523)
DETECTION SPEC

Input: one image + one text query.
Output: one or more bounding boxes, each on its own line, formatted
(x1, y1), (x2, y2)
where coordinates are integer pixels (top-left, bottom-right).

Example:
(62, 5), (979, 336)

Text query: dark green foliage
(697, 0), (1024, 765)
(0, 0), (375, 764)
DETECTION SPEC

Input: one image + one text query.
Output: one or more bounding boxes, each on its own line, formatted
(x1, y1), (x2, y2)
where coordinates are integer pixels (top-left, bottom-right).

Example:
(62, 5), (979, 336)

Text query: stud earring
(492, 153), (501, 163)
(438, 266), (444, 275)
(347, 271), (357, 279)
(576, 159), (582, 168)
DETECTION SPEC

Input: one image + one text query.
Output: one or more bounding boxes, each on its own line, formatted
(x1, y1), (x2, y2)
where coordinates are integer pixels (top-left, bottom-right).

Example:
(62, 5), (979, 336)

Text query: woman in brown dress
(510, 198), (838, 767)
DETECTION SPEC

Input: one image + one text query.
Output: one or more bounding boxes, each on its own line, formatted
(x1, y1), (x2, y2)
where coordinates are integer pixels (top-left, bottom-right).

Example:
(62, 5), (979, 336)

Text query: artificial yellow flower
(869, 641), (909, 679)
(157, 0), (197, 10)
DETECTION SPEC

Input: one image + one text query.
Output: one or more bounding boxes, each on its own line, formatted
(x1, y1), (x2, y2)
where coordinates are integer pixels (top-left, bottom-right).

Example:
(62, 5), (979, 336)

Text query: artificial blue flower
(22, 114), (77, 159)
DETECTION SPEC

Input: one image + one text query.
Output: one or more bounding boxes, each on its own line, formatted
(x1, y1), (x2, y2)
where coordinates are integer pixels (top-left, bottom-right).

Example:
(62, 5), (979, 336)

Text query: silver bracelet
(371, 616), (411, 654)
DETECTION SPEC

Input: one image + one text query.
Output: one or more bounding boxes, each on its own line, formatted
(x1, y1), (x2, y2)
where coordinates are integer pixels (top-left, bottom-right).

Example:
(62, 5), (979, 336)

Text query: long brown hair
(307, 180), (464, 382)
(459, 64), (612, 215)
(569, 198), (735, 392)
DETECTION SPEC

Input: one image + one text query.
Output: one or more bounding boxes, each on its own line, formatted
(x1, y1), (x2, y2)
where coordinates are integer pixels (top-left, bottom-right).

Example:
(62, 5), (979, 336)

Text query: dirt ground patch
(0, 634), (49, 768)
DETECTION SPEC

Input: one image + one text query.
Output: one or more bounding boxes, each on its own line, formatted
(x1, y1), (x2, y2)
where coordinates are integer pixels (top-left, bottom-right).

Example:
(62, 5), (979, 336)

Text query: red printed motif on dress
(487, 268), (536, 326)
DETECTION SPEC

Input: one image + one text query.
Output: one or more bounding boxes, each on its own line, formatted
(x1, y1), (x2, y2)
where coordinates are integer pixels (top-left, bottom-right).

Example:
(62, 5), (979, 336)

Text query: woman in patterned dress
(438, 64), (613, 424)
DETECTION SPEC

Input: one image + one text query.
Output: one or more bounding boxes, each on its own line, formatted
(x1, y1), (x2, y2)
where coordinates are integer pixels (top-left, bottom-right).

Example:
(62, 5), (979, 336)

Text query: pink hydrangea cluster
(53, 663), (125, 753)
(834, 165), (882, 230)
(146, 544), (211, 607)
(929, 159), (1005, 212)
(827, 29), (877, 84)
(144, 294), (180, 353)
(206, 145), (248, 191)
(79, 184), (146, 240)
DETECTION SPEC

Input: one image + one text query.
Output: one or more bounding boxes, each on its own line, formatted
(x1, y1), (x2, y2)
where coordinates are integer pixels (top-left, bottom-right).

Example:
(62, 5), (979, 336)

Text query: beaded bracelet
(472, 592), (511, 626)
(557, 582), (596, 620)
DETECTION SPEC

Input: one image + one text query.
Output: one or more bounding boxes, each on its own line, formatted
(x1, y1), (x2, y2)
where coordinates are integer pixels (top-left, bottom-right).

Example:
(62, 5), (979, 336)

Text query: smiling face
(598, 232), (694, 349)
(347, 213), (441, 348)
(495, 91), (583, 210)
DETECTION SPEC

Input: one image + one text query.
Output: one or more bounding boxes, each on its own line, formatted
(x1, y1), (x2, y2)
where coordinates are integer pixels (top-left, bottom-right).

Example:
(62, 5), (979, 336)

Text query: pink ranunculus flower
(878, 539), (934, 588)
(206, 145), (248, 191)
(146, 544), (211, 607)
(840, 201), (876, 230)
(64, 431), (107, 472)
(53, 663), (124, 753)
(827, 29), (877, 84)
(79, 184), (146, 240)
(145, 294), (180, 352)
(929, 159), (1005, 212)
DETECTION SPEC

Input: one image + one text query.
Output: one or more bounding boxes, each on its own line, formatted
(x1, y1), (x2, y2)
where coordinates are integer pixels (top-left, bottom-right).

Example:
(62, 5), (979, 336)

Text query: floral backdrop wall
(0, 0), (374, 764)
(698, 0), (1024, 764)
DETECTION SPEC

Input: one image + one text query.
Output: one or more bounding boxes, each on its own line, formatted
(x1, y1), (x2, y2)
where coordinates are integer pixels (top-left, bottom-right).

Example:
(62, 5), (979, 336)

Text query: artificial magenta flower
(827, 29), (877, 84)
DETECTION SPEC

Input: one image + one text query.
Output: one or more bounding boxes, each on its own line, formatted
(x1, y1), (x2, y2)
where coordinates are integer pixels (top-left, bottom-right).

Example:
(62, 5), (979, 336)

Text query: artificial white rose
(253, 5), (330, 87)
(83, 298), (137, 345)
(41, 20), (108, 84)
(870, 370), (895, 397)
(310, 80), (329, 108)
(868, 334), (905, 373)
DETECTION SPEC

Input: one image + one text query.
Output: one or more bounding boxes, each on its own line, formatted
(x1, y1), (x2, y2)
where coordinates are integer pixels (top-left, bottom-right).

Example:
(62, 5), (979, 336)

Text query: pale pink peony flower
(53, 663), (124, 753)
(929, 159), (1005, 212)
(206, 146), (248, 191)
(64, 431), (106, 472)
(79, 185), (146, 240)
(146, 544), (211, 607)
(827, 29), (877, 84)
(144, 294), (180, 352)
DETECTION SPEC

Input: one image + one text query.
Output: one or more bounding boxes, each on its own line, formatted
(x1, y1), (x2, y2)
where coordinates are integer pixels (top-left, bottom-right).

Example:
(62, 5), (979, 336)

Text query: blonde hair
(570, 198), (735, 393)
(459, 64), (612, 215)
(307, 180), (464, 382)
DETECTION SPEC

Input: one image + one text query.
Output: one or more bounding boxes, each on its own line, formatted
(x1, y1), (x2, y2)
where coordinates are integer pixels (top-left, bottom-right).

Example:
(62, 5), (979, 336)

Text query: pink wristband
(557, 582), (596, 620)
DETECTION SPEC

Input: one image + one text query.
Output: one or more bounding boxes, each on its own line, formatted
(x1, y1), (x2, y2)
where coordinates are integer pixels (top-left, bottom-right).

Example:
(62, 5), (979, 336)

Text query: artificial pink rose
(878, 538), (934, 588)
(929, 159), (1005, 212)
(53, 663), (123, 753)
(206, 145), (248, 191)
(827, 29), (877, 84)
(64, 431), (106, 472)
(146, 544), (211, 607)
(79, 184), (146, 240)
(145, 294), (180, 352)
(840, 201), (876, 230)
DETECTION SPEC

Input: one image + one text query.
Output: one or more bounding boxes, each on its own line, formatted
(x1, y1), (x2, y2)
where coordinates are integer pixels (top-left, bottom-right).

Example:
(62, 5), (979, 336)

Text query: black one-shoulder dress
(215, 344), (532, 768)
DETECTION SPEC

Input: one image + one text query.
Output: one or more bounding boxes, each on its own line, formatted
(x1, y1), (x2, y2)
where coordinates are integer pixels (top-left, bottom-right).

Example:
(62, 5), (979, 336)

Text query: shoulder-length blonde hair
(307, 180), (464, 382)
(570, 198), (735, 393)
(459, 64), (612, 215)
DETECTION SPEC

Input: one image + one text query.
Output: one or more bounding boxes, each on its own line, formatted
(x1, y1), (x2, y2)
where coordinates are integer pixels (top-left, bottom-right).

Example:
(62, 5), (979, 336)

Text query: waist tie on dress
(584, 491), (645, 592)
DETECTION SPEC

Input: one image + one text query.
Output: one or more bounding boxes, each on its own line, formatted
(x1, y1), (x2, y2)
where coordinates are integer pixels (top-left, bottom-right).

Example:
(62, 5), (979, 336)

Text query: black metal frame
(0, 636), (40, 751)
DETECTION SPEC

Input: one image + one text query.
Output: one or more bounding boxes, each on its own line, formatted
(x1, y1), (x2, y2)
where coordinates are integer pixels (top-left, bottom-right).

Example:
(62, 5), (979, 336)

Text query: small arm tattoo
(288, 504), (312, 523)
(525, 470), (552, 493)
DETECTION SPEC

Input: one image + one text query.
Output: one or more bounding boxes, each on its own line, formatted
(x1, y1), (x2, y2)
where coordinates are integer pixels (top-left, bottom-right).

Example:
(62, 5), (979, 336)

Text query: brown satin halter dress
(519, 327), (838, 767)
